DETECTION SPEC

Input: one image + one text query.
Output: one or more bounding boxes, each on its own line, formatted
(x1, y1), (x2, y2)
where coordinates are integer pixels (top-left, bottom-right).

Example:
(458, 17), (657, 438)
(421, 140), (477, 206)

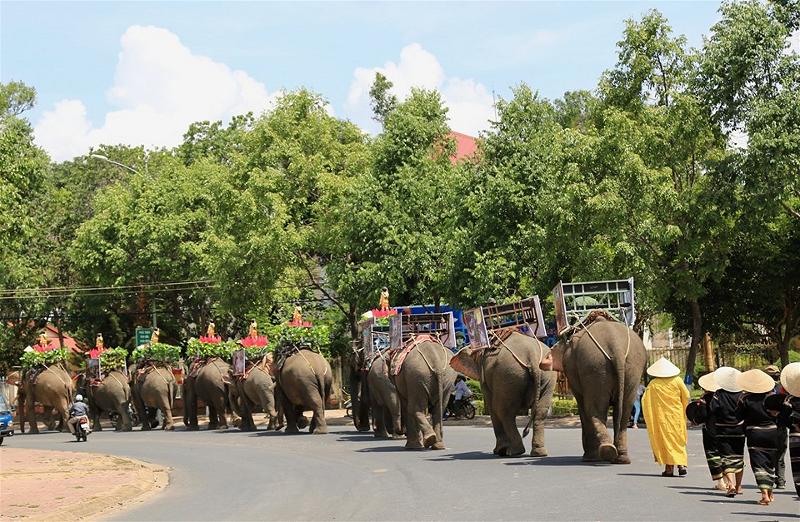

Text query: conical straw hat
(780, 362), (800, 397)
(646, 357), (680, 378)
(736, 369), (775, 394)
(697, 372), (719, 392)
(714, 366), (742, 392)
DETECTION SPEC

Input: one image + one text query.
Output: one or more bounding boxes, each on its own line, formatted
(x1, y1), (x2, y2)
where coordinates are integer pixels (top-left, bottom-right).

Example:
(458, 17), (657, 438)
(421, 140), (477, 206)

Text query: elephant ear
(450, 348), (481, 380)
(264, 353), (278, 377)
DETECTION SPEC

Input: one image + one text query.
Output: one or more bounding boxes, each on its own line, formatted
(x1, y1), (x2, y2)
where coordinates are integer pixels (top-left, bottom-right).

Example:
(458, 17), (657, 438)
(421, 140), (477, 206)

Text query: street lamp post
(89, 153), (140, 174)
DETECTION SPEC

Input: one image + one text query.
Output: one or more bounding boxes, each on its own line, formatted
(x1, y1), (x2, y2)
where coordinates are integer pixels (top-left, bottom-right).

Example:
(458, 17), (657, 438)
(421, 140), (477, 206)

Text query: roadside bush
(466, 379), (482, 401)
(550, 398), (578, 417)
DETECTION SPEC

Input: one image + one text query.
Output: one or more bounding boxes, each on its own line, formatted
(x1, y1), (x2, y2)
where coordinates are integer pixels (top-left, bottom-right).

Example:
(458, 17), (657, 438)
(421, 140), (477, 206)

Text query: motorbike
(73, 415), (91, 442)
(444, 397), (477, 420)
(110, 404), (140, 429)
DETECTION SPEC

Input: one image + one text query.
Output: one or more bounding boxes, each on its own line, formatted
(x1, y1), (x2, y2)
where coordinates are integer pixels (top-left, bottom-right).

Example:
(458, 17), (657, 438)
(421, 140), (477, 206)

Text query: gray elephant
(77, 369), (133, 431)
(232, 356), (279, 431)
(130, 362), (177, 430)
(367, 356), (405, 439)
(349, 350), (373, 433)
(17, 364), (73, 433)
(277, 350), (332, 434)
(451, 331), (554, 457)
(390, 339), (456, 450)
(183, 357), (234, 430)
(540, 316), (646, 464)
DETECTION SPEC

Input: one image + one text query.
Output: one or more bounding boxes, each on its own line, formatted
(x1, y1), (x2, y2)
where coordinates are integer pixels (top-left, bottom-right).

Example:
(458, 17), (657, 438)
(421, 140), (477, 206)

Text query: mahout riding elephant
(277, 350), (332, 434)
(540, 316), (646, 464)
(77, 369), (133, 431)
(183, 357), (234, 430)
(451, 331), (554, 457)
(391, 338), (456, 450)
(231, 355), (279, 431)
(367, 356), (405, 439)
(130, 362), (177, 430)
(17, 364), (73, 433)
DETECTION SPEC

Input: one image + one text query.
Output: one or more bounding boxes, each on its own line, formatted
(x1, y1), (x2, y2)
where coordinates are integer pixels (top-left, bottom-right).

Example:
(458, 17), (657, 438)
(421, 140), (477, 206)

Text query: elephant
(17, 364), (73, 434)
(130, 362), (178, 430)
(540, 316), (646, 464)
(183, 357), (234, 430)
(276, 349), (332, 434)
(451, 331), (555, 457)
(348, 350), (372, 433)
(390, 339), (456, 450)
(231, 356), (279, 431)
(367, 356), (405, 439)
(77, 369), (133, 431)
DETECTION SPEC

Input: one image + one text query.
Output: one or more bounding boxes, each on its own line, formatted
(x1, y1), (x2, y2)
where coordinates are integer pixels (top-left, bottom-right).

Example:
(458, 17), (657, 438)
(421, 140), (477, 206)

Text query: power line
(0, 279), (216, 295)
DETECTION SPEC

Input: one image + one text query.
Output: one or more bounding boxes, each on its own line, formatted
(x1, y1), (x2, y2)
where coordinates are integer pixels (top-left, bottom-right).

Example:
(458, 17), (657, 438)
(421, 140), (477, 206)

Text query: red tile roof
(449, 131), (477, 163)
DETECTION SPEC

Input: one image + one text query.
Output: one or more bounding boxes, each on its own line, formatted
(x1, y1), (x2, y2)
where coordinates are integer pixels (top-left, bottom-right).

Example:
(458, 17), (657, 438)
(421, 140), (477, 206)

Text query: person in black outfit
(737, 369), (779, 505)
(709, 367), (745, 498)
(764, 365), (787, 489)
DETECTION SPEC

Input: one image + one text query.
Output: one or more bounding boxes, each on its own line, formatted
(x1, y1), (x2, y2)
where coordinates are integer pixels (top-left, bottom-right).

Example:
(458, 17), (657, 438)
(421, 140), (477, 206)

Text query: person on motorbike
(67, 394), (90, 434)
(453, 375), (473, 418)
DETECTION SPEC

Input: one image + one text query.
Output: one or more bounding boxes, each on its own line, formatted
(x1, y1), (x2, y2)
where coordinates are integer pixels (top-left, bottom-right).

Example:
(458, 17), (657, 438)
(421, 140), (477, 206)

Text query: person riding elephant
(390, 335), (456, 450)
(76, 368), (134, 431)
(451, 330), (555, 457)
(540, 313), (647, 464)
(130, 360), (177, 430)
(277, 348), (332, 434)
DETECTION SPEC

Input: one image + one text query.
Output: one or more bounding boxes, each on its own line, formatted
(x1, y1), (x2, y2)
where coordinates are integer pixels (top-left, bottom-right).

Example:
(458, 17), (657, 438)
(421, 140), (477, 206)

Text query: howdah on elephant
(18, 363), (74, 433)
(540, 316), (646, 464)
(390, 337), (456, 450)
(451, 330), (554, 457)
(277, 350), (332, 434)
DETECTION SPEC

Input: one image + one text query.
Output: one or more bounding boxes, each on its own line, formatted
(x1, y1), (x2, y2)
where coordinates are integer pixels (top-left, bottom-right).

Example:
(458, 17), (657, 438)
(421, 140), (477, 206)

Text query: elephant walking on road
(367, 356), (405, 439)
(452, 331), (554, 457)
(540, 316), (646, 464)
(233, 356), (279, 431)
(184, 357), (234, 430)
(131, 362), (177, 431)
(277, 350), (332, 434)
(391, 338), (456, 450)
(78, 369), (133, 431)
(18, 364), (73, 433)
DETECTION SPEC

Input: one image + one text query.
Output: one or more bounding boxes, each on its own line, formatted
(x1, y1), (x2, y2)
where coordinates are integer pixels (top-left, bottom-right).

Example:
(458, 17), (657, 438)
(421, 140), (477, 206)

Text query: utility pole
(152, 299), (158, 329)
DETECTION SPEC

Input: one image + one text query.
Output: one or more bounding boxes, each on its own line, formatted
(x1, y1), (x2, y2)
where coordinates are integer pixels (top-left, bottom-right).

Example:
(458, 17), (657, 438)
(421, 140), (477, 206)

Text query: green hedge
(551, 398), (578, 417)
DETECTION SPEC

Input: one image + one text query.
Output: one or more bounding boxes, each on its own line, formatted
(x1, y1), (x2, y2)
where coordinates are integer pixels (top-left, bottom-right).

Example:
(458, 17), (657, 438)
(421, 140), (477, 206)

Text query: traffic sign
(135, 327), (153, 347)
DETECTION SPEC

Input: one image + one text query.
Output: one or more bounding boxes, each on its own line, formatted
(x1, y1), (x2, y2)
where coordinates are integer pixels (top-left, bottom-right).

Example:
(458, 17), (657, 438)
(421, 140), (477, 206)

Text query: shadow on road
(505, 455), (591, 467)
(336, 434), (382, 442)
(356, 445), (408, 453)
(731, 512), (800, 519)
(426, 451), (498, 461)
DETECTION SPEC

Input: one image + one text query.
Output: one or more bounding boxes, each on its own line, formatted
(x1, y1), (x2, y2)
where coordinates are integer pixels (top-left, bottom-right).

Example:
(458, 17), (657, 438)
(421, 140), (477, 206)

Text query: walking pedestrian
(764, 365), (787, 489)
(642, 357), (689, 477)
(686, 372), (726, 490)
(775, 362), (800, 497)
(736, 369), (779, 505)
(709, 366), (745, 498)
(630, 381), (645, 429)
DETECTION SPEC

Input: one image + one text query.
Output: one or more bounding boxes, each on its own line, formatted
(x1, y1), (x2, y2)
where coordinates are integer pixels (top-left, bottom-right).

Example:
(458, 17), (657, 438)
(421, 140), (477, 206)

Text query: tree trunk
(685, 299), (702, 381)
(702, 332), (715, 373)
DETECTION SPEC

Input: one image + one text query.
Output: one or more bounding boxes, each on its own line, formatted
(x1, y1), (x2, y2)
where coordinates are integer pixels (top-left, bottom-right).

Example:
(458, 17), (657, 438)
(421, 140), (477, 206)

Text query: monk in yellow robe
(643, 357), (689, 476)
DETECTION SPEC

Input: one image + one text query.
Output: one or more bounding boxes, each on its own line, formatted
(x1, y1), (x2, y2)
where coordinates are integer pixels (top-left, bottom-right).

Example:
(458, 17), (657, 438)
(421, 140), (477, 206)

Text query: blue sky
(1, 1), (724, 161)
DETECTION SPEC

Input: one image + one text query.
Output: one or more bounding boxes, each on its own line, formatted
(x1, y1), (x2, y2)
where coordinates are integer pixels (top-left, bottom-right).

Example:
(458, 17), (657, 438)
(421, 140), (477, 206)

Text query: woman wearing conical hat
(708, 366), (745, 497)
(686, 372), (726, 490)
(642, 357), (689, 477)
(736, 369), (780, 505)
(772, 362), (800, 498)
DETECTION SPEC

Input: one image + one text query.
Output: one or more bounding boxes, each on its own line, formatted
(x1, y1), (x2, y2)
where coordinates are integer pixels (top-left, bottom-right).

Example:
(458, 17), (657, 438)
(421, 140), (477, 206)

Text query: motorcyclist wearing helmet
(67, 394), (90, 434)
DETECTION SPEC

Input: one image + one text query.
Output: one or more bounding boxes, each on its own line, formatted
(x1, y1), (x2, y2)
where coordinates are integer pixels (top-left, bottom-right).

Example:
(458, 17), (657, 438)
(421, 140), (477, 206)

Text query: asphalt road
(5, 423), (798, 521)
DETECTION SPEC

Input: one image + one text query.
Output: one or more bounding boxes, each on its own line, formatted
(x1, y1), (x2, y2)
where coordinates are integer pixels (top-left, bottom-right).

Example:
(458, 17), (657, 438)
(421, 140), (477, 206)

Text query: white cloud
(346, 43), (495, 136)
(35, 25), (276, 162)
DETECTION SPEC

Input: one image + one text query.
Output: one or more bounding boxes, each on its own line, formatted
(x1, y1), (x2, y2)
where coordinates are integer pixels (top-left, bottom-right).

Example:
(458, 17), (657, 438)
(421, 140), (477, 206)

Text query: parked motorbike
(110, 404), (140, 429)
(73, 415), (91, 442)
(444, 398), (477, 420)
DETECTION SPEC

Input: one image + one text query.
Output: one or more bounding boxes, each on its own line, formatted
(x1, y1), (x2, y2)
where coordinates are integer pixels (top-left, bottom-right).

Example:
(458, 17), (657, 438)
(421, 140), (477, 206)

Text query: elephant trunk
(522, 347), (542, 439)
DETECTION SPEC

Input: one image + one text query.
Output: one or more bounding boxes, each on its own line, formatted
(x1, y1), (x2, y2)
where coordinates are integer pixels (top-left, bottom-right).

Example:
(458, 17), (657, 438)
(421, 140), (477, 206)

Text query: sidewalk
(0, 448), (168, 520)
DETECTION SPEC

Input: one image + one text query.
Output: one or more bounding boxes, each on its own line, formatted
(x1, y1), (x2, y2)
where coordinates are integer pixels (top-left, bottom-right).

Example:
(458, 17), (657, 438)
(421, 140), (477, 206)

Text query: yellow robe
(642, 376), (689, 466)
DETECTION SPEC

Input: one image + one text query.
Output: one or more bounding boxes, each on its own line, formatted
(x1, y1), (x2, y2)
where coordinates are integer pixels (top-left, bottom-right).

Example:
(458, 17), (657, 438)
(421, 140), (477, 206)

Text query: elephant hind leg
(500, 413), (525, 457)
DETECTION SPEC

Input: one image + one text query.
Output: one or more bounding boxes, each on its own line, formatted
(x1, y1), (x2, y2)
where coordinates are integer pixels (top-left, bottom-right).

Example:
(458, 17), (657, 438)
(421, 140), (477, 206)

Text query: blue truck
(0, 393), (13, 445)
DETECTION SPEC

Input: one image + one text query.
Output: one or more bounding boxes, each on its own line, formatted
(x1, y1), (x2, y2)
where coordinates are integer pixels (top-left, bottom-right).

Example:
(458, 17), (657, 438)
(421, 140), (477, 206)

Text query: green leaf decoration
(131, 342), (181, 364)
(99, 347), (128, 371)
(266, 323), (331, 355)
(186, 339), (237, 361)
(19, 349), (69, 369)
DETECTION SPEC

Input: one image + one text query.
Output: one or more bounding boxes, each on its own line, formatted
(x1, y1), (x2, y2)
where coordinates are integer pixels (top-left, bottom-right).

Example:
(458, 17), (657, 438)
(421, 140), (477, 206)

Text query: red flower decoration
(372, 309), (397, 318)
(199, 335), (222, 344)
(241, 335), (269, 347)
(288, 321), (314, 328)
